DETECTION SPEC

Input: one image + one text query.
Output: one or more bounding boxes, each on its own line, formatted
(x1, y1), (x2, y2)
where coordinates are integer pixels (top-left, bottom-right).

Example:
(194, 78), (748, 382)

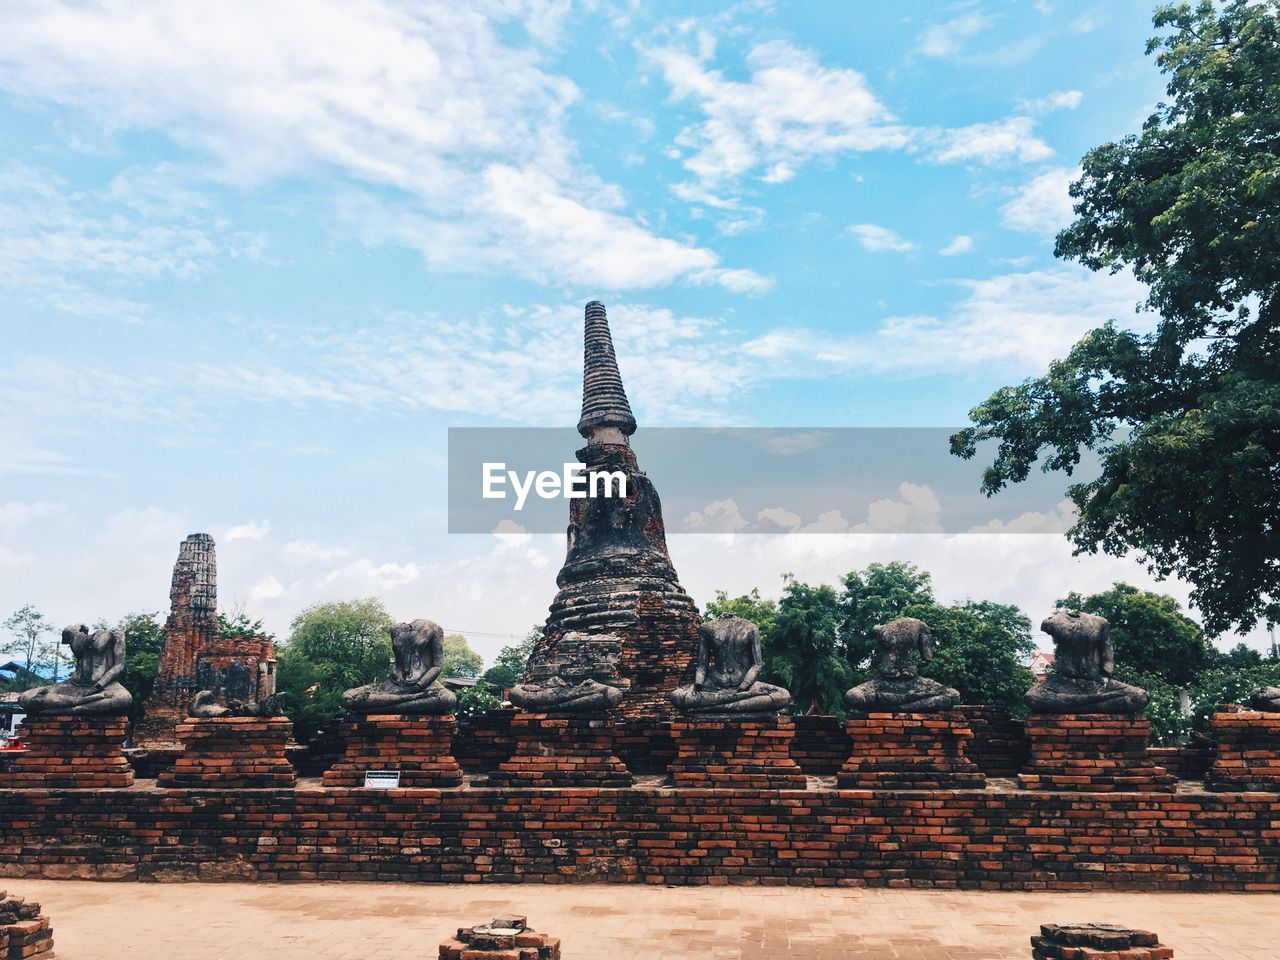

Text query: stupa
(530, 301), (700, 718)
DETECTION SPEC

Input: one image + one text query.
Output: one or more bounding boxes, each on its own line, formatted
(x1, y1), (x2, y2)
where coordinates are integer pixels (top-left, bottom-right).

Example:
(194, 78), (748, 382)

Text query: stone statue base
(157, 716), (296, 789)
(0, 716), (133, 789)
(1018, 715), (1174, 792)
(1205, 709), (1280, 792)
(488, 713), (632, 788)
(1032, 924), (1168, 960)
(838, 712), (985, 790)
(323, 715), (463, 789)
(667, 717), (806, 790)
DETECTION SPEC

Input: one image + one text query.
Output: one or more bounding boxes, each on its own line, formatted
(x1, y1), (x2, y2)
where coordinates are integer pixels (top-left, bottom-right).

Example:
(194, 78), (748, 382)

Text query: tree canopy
(275, 598), (393, 742)
(442, 633), (484, 680)
(1058, 582), (1211, 687)
(951, 0), (1280, 636)
(1, 604), (54, 688)
(481, 627), (540, 689)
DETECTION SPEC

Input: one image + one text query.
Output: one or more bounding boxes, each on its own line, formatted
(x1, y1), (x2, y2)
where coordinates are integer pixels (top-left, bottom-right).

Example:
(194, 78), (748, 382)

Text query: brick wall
(1, 786), (1276, 890)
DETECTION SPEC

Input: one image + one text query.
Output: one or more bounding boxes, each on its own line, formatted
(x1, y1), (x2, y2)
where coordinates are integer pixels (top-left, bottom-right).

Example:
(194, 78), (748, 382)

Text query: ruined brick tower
(533, 301), (700, 718)
(132, 533), (220, 746)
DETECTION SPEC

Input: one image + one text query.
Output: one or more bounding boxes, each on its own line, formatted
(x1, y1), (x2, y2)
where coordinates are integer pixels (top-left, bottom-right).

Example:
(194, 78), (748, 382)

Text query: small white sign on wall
(363, 769), (401, 790)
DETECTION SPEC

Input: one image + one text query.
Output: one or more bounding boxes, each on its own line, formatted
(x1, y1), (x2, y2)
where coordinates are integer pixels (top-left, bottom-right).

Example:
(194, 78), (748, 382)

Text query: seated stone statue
(18, 624), (132, 717)
(1025, 609), (1148, 714)
(509, 632), (628, 714)
(844, 617), (959, 712)
(190, 689), (285, 718)
(670, 617), (791, 718)
(340, 618), (457, 715)
(1248, 688), (1280, 712)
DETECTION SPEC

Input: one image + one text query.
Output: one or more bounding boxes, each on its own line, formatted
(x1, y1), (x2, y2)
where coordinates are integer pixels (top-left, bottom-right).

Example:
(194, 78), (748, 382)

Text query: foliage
(1186, 661), (1280, 732)
(1057, 583), (1211, 686)
(217, 610), (268, 640)
(275, 645), (343, 745)
(1211, 642), (1265, 669)
(118, 611), (164, 723)
(1, 604), (54, 688)
(482, 627), (540, 689)
(456, 684), (502, 718)
(442, 633), (484, 680)
(704, 588), (779, 638)
(951, 0), (1280, 635)
(839, 563), (935, 673)
(1114, 666), (1194, 746)
(274, 598), (393, 743)
(763, 579), (850, 716)
(908, 600), (1036, 712)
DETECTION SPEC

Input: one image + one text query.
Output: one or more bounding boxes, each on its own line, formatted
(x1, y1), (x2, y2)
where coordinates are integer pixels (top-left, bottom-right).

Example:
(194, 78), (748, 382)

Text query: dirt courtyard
(8, 880), (1275, 959)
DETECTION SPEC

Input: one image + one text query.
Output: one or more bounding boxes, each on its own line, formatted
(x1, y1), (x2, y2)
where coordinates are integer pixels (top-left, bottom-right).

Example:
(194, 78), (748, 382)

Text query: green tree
(839, 562), (935, 673)
(217, 610), (267, 639)
(704, 588), (779, 638)
(482, 627), (540, 689)
(1057, 583), (1211, 687)
(274, 598), (393, 742)
(2, 604), (54, 688)
(456, 684), (502, 718)
(951, 0), (1280, 636)
(765, 579), (850, 716)
(442, 633), (484, 679)
(118, 611), (164, 722)
(908, 600), (1036, 711)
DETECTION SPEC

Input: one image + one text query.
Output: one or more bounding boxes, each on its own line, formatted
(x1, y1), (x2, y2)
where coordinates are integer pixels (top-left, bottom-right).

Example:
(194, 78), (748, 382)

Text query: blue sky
(5, 1), (1259, 655)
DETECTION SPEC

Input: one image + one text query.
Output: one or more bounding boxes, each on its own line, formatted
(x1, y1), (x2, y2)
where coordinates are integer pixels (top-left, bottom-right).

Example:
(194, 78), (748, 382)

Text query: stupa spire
(577, 301), (637, 441)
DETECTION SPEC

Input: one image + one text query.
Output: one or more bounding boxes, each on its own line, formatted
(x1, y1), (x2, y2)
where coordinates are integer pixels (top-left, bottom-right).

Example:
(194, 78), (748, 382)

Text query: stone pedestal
(838, 712), (986, 789)
(1205, 709), (1280, 792)
(0, 717), (133, 788)
(1018, 715), (1174, 792)
(667, 716), (806, 789)
(489, 714), (632, 787)
(439, 916), (560, 960)
(0, 890), (55, 959)
(323, 714), (464, 788)
(157, 716), (295, 789)
(1031, 923), (1171, 960)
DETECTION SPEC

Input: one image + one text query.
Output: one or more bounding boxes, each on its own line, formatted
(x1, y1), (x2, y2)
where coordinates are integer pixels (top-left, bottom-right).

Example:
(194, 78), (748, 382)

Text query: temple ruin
(132, 533), (275, 747)
(530, 301), (701, 718)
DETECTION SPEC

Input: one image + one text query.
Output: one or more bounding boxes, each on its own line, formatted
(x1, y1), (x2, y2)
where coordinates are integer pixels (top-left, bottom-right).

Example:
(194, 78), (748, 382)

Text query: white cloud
(0, 1), (749, 293)
(741, 266), (1148, 374)
(917, 12), (993, 59)
(224, 520), (271, 543)
(649, 37), (910, 189)
(651, 35), (1056, 198)
(0, 162), (260, 321)
(923, 117), (1054, 166)
(846, 224), (914, 253)
(1019, 90), (1083, 114)
(939, 235), (975, 256)
(1002, 166), (1079, 237)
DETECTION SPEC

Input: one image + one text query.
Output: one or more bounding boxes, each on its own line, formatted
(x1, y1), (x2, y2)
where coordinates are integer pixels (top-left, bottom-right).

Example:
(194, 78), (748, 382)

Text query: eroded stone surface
(844, 617), (959, 713)
(1026, 611), (1148, 714)
(341, 619), (456, 716)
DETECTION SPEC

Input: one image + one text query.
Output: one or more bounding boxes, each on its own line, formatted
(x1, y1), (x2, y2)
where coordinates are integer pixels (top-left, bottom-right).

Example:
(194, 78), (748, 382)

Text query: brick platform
(1205, 710), (1280, 792)
(0, 890), (54, 959)
(157, 716), (296, 789)
(0, 717), (133, 789)
(322, 715), (464, 788)
(3, 786), (1280, 888)
(439, 916), (560, 959)
(1018, 715), (1175, 792)
(1031, 923), (1171, 959)
(488, 714), (632, 788)
(838, 712), (986, 789)
(667, 717), (806, 789)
